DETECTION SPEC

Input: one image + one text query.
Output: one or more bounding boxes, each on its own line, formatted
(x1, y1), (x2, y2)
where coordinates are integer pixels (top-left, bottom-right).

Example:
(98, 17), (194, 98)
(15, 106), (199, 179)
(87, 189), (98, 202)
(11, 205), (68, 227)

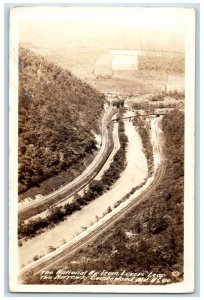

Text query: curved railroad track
(18, 107), (117, 220)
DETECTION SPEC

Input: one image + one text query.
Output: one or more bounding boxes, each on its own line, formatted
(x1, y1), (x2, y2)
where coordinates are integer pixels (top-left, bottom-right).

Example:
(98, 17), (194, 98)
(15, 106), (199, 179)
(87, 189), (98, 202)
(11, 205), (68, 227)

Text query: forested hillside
(18, 47), (105, 197)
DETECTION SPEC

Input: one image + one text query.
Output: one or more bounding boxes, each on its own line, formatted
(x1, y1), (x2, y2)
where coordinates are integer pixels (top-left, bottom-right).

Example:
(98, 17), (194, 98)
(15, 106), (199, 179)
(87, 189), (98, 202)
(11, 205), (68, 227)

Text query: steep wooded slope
(18, 47), (105, 197)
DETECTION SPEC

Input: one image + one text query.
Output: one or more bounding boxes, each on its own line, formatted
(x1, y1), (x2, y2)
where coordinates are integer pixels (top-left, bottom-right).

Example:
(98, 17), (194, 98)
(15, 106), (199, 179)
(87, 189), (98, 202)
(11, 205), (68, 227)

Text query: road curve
(18, 107), (117, 217)
(19, 117), (166, 282)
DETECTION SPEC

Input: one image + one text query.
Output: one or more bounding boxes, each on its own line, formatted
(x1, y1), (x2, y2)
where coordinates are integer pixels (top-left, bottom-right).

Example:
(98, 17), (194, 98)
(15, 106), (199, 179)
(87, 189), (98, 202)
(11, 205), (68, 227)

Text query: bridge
(112, 113), (166, 122)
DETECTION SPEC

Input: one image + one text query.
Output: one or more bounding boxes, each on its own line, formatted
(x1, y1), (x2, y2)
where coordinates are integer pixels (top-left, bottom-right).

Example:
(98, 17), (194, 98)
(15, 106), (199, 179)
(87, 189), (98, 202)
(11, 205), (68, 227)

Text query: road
(18, 107), (116, 218)
(19, 117), (166, 282)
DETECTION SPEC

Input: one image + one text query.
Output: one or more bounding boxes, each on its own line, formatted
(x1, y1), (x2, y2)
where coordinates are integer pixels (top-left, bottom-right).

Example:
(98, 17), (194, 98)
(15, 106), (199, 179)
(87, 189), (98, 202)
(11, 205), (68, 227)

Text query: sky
(17, 7), (188, 52)
(19, 7), (188, 33)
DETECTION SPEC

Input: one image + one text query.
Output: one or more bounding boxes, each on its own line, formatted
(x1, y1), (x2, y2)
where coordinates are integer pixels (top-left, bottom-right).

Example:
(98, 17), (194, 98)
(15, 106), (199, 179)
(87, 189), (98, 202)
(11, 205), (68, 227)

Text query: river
(19, 117), (148, 267)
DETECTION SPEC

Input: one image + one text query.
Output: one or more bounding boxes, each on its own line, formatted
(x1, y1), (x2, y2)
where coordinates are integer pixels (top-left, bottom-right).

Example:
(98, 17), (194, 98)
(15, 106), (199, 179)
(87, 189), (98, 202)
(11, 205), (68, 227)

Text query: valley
(17, 47), (184, 286)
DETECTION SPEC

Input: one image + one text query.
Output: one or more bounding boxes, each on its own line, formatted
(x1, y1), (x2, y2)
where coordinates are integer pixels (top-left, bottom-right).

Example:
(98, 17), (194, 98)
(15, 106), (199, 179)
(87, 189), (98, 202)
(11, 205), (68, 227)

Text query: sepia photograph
(9, 6), (195, 293)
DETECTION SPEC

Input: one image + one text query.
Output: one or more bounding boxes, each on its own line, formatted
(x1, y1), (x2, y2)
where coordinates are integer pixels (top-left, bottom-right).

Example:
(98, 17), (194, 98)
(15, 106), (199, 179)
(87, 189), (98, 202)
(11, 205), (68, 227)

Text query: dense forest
(18, 47), (105, 198)
(26, 110), (184, 285)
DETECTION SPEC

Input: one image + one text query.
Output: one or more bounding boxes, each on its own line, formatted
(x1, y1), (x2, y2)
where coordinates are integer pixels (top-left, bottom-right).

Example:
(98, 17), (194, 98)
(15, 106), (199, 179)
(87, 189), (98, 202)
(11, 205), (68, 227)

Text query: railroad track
(18, 108), (117, 220)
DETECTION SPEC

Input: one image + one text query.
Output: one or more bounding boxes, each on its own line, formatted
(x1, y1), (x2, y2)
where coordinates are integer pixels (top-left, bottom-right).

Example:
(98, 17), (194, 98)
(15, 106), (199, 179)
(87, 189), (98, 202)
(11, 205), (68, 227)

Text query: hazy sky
(19, 7), (188, 33)
(18, 7), (188, 52)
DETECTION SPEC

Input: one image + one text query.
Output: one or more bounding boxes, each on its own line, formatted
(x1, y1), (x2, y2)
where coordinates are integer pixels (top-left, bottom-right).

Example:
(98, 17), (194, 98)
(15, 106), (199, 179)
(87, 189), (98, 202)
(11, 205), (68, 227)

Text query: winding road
(19, 117), (166, 282)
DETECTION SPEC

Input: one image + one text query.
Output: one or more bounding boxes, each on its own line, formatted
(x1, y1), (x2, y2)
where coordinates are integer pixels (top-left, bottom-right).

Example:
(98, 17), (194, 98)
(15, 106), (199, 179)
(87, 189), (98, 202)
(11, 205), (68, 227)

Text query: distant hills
(21, 43), (184, 96)
(18, 47), (105, 197)
(20, 18), (184, 53)
(21, 19), (184, 80)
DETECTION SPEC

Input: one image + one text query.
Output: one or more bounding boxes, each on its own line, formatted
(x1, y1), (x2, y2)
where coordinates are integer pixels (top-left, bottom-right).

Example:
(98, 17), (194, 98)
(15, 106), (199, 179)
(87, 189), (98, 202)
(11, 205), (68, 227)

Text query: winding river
(19, 116), (148, 267)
